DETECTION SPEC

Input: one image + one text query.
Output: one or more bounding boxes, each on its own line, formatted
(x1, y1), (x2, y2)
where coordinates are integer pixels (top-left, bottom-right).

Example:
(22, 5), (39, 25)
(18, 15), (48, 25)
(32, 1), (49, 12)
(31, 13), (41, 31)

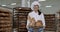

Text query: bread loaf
(29, 18), (43, 28)
(35, 20), (43, 28)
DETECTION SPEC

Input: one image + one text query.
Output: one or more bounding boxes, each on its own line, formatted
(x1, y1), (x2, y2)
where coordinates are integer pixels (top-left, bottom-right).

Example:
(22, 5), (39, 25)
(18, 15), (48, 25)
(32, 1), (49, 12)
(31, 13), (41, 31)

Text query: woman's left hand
(43, 26), (46, 29)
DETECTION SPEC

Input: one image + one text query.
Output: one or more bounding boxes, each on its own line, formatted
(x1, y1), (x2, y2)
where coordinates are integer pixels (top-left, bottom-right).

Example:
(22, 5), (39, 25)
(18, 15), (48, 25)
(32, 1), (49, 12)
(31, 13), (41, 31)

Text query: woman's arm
(27, 13), (35, 29)
(26, 15), (31, 29)
(41, 13), (46, 29)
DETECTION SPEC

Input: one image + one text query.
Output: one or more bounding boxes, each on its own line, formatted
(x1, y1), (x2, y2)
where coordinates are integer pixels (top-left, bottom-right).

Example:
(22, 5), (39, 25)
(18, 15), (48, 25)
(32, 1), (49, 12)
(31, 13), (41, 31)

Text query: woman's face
(33, 5), (39, 11)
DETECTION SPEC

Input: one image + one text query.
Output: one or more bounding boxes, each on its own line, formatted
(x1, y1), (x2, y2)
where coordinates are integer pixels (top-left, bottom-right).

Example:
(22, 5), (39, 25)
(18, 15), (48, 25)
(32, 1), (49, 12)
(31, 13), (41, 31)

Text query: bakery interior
(0, 0), (60, 32)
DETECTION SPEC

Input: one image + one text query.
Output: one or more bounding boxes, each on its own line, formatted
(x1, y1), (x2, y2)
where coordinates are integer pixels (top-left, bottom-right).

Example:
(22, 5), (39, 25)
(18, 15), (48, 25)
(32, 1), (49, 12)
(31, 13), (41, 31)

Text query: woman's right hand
(29, 18), (36, 27)
(31, 18), (35, 23)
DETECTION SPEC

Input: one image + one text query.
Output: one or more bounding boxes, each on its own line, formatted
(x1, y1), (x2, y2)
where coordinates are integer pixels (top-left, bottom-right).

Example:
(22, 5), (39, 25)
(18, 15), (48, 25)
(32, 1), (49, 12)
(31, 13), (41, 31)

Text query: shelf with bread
(44, 14), (56, 31)
(13, 7), (31, 32)
(0, 7), (12, 32)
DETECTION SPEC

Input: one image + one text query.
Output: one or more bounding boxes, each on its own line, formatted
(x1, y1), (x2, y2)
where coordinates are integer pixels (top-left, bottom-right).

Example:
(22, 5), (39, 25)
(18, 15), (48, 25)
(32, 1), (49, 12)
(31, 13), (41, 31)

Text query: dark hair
(38, 10), (41, 15)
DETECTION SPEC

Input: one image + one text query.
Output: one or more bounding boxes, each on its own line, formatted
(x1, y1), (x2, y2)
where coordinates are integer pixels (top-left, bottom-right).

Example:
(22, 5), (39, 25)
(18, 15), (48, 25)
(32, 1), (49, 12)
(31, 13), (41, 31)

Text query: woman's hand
(29, 18), (36, 27)
(31, 18), (35, 23)
(43, 26), (46, 29)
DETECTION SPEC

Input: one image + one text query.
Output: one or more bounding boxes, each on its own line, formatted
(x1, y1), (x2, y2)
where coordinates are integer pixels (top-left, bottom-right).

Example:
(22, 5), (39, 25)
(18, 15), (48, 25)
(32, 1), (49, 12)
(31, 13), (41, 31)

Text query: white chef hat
(31, 1), (41, 10)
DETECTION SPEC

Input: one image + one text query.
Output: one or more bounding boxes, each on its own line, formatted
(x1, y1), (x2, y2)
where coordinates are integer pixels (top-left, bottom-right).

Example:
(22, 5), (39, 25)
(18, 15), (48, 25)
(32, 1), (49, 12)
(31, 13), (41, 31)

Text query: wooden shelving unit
(44, 14), (56, 32)
(0, 8), (12, 32)
(13, 7), (31, 32)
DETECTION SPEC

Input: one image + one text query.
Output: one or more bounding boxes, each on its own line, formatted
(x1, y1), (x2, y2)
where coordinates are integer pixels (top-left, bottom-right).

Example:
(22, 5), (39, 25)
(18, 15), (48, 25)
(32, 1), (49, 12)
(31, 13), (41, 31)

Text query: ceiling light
(45, 6), (52, 7)
(38, 0), (46, 1)
(11, 3), (16, 5)
(1, 5), (6, 6)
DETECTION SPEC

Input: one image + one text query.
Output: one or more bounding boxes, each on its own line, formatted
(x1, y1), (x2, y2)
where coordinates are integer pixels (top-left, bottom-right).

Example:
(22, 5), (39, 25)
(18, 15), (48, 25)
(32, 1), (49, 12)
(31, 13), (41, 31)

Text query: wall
(0, 0), (60, 14)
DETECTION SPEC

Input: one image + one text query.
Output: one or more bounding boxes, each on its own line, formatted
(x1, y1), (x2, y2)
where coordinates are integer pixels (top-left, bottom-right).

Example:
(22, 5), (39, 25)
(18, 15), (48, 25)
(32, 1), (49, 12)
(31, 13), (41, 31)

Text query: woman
(26, 1), (46, 32)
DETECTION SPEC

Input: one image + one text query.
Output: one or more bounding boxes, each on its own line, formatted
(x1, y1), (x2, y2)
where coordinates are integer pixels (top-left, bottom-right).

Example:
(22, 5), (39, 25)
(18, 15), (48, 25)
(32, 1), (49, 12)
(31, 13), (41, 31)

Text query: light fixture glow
(45, 6), (52, 7)
(11, 3), (16, 5)
(38, 0), (46, 1)
(1, 5), (6, 6)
